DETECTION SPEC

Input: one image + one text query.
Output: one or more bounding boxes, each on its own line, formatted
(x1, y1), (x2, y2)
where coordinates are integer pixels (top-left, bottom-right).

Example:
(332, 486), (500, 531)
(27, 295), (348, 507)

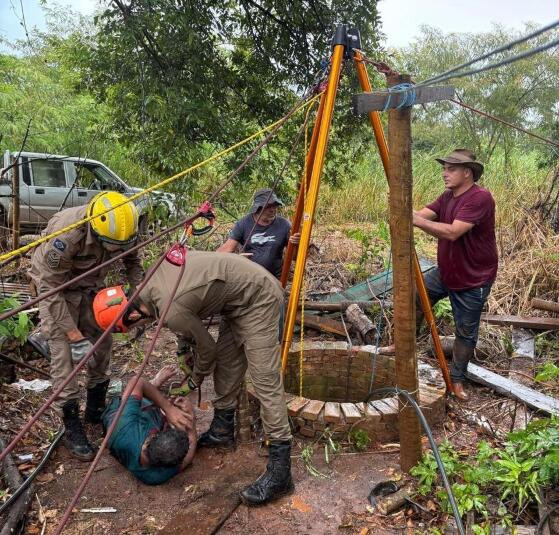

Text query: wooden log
(0, 351), (50, 378)
(295, 312), (347, 337)
(0, 437), (34, 535)
(510, 328), (535, 385)
(299, 300), (387, 312)
(387, 72), (421, 472)
(345, 304), (375, 344)
(468, 363), (559, 414)
(531, 298), (559, 314)
(481, 314), (559, 330)
(376, 486), (412, 515)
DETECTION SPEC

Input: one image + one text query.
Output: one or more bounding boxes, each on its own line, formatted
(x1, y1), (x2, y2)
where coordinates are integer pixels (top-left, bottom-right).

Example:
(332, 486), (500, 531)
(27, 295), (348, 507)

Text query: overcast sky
(0, 0), (557, 50)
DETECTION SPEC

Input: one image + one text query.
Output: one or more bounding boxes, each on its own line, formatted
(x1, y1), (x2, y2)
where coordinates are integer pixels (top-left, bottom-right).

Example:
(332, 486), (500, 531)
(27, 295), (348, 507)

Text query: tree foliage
(81, 0), (381, 184)
(393, 24), (559, 165)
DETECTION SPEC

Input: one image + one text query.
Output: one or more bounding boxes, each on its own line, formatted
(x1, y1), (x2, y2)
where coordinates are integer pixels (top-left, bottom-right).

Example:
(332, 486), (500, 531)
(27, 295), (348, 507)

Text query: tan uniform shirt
(29, 205), (143, 334)
(139, 251), (284, 378)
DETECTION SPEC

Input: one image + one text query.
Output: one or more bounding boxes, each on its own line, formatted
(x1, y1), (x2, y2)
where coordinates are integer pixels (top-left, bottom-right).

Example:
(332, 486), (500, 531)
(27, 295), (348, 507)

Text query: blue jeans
(421, 268), (492, 347)
(420, 268), (492, 381)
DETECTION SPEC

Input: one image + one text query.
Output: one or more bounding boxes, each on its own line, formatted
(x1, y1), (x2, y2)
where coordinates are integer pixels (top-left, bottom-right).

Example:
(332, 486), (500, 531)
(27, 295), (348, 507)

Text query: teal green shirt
(102, 396), (179, 485)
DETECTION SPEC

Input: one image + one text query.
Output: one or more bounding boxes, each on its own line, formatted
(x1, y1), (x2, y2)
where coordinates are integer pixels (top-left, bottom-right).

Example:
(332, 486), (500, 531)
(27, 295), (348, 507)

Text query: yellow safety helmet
(87, 191), (139, 245)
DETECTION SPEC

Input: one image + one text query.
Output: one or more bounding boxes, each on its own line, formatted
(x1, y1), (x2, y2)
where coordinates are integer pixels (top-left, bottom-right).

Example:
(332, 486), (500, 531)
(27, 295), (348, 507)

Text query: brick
(299, 426), (316, 438)
(312, 420), (325, 431)
(323, 402), (343, 424)
(340, 403), (362, 423)
(287, 396), (309, 417)
(365, 402), (382, 421)
(301, 400), (325, 421)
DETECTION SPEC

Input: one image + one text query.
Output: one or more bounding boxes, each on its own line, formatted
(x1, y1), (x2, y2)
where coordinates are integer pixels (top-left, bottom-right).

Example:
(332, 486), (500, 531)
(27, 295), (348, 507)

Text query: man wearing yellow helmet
(29, 191), (143, 460)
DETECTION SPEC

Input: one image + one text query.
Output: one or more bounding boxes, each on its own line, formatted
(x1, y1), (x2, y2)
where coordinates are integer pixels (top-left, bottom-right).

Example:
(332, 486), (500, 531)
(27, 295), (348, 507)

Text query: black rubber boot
(240, 440), (294, 506)
(62, 400), (95, 461)
(85, 380), (110, 424)
(197, 408), (235, 448)
(451, 339), (475, 401)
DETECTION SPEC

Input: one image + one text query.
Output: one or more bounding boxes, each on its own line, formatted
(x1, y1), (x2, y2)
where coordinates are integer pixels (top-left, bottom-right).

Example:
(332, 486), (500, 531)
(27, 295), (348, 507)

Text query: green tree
(392, 24), (559, 166)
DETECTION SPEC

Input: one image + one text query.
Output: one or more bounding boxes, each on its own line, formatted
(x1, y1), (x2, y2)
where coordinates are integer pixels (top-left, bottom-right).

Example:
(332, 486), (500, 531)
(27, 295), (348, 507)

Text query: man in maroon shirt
(413, 149), (498, 401)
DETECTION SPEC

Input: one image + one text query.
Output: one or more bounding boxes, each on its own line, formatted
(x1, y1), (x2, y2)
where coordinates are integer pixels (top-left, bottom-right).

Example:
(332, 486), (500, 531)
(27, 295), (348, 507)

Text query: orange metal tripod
(280, 34), (453, 394)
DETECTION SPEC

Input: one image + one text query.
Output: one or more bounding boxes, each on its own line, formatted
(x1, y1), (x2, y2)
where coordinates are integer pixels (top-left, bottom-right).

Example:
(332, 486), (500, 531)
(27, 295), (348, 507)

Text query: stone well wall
(249, 341), (446, 442)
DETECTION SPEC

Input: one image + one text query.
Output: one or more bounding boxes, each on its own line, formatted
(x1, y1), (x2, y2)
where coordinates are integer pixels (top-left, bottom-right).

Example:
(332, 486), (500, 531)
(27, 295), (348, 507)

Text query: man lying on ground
(102, 365), (197, 485)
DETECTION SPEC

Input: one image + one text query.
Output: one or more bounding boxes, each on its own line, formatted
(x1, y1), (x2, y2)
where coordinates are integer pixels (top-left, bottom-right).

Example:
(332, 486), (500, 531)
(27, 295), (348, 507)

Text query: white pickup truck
(0, 150), (177, 237)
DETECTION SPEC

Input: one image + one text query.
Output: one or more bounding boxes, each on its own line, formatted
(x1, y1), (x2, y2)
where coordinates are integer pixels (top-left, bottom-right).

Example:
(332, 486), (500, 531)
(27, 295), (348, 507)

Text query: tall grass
(317, 149), (550, 227)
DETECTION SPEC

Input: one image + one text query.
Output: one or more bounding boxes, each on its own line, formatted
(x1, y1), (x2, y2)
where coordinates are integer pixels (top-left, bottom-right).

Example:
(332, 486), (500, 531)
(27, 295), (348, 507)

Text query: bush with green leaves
(410, 418), (559, 529)
(0, 298), (34, 346)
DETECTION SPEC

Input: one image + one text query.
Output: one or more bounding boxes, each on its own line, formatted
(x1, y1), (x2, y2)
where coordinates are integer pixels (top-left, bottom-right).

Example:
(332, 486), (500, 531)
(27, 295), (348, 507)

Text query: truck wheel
(0, 210), (10, 249)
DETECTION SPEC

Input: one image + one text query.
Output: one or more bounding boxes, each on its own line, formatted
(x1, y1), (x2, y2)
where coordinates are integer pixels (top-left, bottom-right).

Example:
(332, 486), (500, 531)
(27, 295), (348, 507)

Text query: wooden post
(353, 51), (453, 393)
(387, 73), (421, 472)
(11, 157), (20, 261)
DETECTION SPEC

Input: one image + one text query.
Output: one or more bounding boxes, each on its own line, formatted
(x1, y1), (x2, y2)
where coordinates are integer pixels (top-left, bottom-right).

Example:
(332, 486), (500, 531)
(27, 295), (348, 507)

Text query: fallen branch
(0, 437), (34, 535)
(481, 314), (559, 330)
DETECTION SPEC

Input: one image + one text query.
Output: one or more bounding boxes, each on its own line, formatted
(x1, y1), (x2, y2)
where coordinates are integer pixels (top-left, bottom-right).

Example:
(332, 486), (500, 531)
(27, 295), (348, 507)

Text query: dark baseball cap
(250, 188), (284, 214)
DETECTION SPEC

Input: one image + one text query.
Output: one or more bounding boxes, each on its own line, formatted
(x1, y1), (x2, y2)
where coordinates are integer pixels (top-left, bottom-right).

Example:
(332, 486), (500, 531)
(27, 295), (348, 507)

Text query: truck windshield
(74, 163), (125, 192)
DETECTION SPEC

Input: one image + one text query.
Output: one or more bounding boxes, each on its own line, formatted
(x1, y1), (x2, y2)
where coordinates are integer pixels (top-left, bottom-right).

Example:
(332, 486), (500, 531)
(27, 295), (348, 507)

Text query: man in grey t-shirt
(217, 188), (299, 278)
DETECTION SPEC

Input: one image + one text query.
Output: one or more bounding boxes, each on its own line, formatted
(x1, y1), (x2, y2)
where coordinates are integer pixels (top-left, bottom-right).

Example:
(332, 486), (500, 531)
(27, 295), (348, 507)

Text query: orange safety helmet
(93, 286), (147, 333)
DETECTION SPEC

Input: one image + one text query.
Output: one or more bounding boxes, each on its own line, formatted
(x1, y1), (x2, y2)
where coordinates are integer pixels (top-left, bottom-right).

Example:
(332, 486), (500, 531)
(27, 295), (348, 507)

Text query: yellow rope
(0, 94), (322, 264)
(299, 103), (314, 398)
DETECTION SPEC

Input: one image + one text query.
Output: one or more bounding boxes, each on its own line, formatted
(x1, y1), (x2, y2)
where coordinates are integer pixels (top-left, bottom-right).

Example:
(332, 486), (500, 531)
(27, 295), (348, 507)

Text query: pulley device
(165, 201), (215, 266)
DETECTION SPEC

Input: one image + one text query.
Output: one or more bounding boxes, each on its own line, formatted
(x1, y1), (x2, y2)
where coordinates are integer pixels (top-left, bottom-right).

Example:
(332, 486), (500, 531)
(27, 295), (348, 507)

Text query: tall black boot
(197, 408), (235, 448)
(451, 339), (474, 401)
(240, 441), (294, 506)
(85, 380), (109, 424)
(62, 400), (95, 461)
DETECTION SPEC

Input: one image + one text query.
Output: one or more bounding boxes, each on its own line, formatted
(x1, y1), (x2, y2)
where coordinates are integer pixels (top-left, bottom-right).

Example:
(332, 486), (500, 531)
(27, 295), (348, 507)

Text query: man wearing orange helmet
(94, 252), (294, 506)
(29, 191), (142, 460)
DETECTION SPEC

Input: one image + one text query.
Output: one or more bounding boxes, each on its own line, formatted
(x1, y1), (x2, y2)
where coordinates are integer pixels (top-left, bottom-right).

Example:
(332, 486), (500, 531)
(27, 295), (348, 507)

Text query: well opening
(284, 343), (395, 403)
(274, 341), (446, 441)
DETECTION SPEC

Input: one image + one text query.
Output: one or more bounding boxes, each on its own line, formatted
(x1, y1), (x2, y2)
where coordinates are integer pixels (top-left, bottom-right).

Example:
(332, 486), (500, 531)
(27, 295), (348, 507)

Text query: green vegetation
(348, 428), (371, 452)
(410, 418), (559, 529)
(0, 297), (33, 345)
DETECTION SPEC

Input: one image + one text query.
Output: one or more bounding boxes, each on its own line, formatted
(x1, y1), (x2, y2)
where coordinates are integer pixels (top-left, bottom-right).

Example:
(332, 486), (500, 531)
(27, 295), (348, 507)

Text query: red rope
(451, 98), (559, 148)
(53, 253), (187, 535)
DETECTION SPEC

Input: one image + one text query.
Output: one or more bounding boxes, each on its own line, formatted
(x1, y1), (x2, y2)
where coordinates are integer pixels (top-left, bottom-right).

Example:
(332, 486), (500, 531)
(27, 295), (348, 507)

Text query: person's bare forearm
(414, 217), (459, 241)
(141, 380), (174, 413)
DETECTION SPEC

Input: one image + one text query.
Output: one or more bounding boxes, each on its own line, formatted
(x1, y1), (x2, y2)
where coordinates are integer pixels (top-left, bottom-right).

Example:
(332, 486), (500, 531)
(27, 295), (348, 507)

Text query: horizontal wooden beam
(353, 85), (454, 114)
(481, 314), (559, 330)
(295, 312), (347, 338)
(468, 363), (559, 415)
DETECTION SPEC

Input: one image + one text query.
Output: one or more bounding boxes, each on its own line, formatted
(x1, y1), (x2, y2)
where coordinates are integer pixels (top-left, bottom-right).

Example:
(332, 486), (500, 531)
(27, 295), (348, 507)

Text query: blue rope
(368, 250), (392, 395)
(382, 83), (417, 112)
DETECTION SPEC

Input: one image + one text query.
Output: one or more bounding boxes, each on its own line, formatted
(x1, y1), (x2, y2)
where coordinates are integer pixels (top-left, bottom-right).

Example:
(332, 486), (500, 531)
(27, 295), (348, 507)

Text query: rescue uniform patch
(53, 239), (66, 251)
(47, 250), (61, 269)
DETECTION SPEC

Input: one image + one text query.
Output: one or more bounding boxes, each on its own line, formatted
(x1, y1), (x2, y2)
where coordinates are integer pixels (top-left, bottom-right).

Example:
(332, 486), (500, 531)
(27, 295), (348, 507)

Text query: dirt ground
(2, 324), (541, 535)
(1, 227), (557, 534)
